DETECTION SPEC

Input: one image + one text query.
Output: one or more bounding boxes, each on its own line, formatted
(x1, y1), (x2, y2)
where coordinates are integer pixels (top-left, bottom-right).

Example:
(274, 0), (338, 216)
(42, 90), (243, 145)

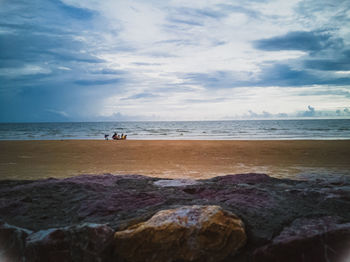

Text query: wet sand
(0, 140), (350, 180)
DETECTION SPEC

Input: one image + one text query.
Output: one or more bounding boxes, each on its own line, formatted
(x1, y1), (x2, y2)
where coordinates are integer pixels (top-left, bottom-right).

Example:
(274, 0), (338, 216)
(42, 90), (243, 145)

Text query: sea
(0, 119), (350, 140)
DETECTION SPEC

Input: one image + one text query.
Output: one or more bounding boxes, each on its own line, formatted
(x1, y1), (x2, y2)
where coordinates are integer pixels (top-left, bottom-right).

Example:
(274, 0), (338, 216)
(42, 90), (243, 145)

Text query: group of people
(104, 132), (127, 140)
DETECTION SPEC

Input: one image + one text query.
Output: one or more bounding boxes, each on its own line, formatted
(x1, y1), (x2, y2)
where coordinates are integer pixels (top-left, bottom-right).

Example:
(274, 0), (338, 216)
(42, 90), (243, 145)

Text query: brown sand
(0, 140), (350, 180)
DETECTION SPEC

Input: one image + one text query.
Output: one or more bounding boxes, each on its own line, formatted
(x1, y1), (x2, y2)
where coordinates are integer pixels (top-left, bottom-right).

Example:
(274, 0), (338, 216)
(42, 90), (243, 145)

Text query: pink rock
(77, 192), (165, 217)
(197, 187), (275, 209)
(216, 173), (272, 184)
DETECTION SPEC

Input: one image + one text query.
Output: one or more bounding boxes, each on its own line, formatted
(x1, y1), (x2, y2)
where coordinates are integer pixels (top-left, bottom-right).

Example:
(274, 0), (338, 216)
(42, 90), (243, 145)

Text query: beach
(2, 140), (350, 261)
(1, 140), (350, 180)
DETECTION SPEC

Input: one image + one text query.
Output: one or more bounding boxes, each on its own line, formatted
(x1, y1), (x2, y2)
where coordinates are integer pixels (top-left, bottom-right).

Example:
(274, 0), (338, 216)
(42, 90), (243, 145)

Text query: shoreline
(1, 138), (350, 141)
(1, 140), (350, 180)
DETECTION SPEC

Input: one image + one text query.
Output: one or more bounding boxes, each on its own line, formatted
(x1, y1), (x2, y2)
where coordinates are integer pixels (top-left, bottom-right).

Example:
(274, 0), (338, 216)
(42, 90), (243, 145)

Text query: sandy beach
(1, 140), (350, 180)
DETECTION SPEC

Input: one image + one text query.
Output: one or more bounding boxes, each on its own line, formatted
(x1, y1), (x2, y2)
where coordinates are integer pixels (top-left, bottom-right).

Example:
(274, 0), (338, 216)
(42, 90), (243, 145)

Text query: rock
(0, 220), (32, 262)
(114, 205), (246, 262)
(213, 173), (273, 184)
(197, 187), (275, 209)
(1, 173), (350, 261)
(154, 179), (199, 187)
(77, 191), (164, 218)
(25, 223), (114, 262)
(253, 216), (350, 262)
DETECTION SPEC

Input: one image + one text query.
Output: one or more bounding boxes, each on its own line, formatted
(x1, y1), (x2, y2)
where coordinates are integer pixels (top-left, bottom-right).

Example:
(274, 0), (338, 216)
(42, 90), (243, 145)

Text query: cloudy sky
(1, 0), (350, 122)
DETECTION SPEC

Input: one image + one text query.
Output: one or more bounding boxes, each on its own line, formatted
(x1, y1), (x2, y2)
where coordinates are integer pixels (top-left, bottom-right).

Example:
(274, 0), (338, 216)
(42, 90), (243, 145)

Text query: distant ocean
(0, 119), (350, 140)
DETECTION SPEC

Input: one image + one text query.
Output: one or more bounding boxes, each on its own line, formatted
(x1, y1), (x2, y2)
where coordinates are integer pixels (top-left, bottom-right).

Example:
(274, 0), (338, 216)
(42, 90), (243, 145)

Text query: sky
(0, 0), (350, 122)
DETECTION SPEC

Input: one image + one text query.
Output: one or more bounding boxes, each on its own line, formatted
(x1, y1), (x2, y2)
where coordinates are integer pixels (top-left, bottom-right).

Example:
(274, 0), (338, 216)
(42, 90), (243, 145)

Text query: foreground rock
(25, 223), (114, 262)
(253, 216), (350, 262)
(0, 173), (349, 261)
(0, 220), (32, 262)
(114, 205), (246, 262)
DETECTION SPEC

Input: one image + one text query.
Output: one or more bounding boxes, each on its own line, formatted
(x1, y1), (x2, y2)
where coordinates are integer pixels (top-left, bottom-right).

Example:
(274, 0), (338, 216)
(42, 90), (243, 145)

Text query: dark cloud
(165, 5), (228, 31)
(54, 0), (96, 20)
(183, 71), (244, 89)
(259, 64), (350, 86)
(167, 18), (203, 27)
(174, 7), (224, 19)
(0, 76), (122, 122)
(122, 93), (160, 100)
(0, 0), (124, 122)
(253, 31), (343, 52)
(0, 84), (70, 122)
(92, 69), (127, 75)
(304, 59), (350, 71)
(74, 78), (122, 86)
(182, 64), (350, 88)
(260, 64), (316, 86)
(304, 49), (350, 71)
(252, 20), (348, 79)
(0, 0), (103, 75)
(0, 25), (103, 65)
(298, 89), (350, 98)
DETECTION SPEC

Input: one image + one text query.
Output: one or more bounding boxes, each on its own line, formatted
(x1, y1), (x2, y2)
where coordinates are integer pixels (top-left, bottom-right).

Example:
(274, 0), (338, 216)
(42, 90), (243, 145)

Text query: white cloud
(99, 85), (350, 120)
(58, 66), (72, 71)
(1, 0), (350, 121)
(0, 65), (51, 77)
(45, 109), (69, 117)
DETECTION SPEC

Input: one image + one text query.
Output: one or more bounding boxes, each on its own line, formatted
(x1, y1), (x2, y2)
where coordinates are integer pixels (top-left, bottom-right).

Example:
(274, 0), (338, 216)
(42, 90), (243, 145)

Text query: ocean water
(0, 119), (350, 140)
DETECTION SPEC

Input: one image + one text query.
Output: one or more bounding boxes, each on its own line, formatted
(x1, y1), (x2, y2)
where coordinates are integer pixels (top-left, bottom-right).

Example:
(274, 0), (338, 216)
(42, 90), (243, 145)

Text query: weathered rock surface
(114, 205), (246, 262)
(253, 216), (350, 262)
(25, 223), (114, 262)
(0, 172), (349, 261)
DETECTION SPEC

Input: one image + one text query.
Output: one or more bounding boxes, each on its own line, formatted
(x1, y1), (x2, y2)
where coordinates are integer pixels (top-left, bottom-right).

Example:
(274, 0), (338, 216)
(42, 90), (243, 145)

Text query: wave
(306, 128), (331, 131)
(1, 120), (350, 140)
